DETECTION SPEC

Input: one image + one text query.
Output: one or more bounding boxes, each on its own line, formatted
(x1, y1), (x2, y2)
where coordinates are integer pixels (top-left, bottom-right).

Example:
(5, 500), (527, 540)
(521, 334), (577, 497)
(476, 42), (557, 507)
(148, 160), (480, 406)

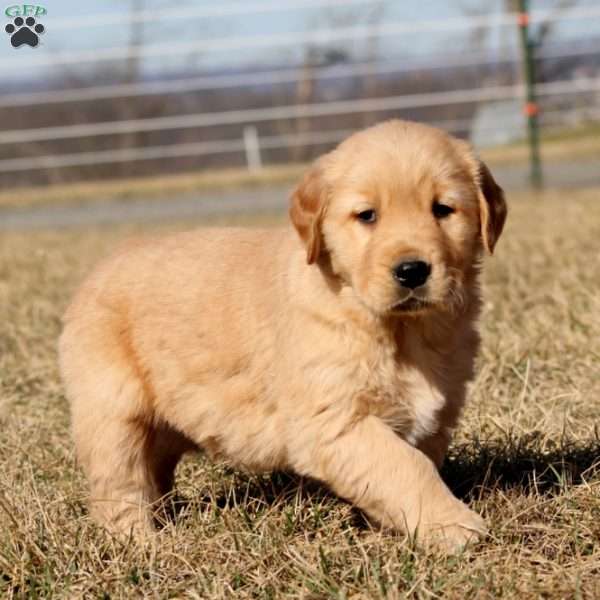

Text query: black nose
(392, 260), (431, 289)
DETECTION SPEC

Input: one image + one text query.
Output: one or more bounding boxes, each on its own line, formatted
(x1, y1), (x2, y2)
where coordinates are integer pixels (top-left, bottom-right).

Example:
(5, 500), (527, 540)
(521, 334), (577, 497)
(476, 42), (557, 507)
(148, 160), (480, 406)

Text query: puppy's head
(290, 120), (507, 316)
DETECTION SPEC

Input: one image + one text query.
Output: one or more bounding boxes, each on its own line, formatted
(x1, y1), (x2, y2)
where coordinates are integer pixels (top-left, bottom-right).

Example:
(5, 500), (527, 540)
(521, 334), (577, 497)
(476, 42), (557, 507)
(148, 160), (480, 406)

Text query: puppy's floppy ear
(475, 160), (507, 254)
(289, 160), (329, 264)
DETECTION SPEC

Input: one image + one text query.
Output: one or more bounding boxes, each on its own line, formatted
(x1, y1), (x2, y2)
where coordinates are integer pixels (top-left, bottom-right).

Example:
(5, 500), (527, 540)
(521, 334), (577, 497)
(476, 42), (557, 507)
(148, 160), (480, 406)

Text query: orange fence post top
(523, 102), (540, 117)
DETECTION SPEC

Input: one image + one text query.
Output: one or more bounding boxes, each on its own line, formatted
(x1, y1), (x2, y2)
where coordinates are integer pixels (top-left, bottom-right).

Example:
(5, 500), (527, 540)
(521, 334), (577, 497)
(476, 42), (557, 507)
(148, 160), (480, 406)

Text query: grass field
(1, 187), (599, 598)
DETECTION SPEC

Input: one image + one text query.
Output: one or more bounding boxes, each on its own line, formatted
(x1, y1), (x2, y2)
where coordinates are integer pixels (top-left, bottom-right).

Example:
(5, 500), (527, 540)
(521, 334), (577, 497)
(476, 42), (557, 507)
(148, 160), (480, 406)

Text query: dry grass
(0, 165), (306, 210)
(1, 187), (599, 599)
(0, 166), (305, 211)
(480, 125), (600, 165)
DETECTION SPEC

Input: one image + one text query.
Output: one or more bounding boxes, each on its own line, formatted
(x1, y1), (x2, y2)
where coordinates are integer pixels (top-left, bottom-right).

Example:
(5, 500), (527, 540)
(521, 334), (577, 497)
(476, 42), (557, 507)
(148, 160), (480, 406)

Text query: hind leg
(80, 416), (196, 533)
(61, 319), (194, 534)
(145, 422), (198, 526)
(83, 416), (158, 533)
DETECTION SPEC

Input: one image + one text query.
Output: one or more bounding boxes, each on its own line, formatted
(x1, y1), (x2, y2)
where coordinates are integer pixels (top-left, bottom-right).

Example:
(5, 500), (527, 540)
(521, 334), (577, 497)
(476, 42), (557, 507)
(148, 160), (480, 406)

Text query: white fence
(1, 1), (599, 180)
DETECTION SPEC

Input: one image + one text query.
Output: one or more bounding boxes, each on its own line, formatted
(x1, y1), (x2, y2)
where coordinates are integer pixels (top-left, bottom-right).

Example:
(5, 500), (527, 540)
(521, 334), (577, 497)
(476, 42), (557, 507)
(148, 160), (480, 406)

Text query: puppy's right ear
(289, 161), (329, 265)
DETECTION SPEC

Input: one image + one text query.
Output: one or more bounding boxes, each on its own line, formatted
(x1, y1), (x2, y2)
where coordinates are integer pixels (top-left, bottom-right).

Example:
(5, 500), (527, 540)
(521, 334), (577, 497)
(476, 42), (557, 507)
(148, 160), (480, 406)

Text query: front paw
(420, 505), (487, 553)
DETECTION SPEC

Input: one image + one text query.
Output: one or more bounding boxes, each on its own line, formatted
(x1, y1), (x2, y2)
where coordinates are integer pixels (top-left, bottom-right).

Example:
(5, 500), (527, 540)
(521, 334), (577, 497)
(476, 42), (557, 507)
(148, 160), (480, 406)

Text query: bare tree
(116, 0), (146, 169)
(273, 0), (389, 161)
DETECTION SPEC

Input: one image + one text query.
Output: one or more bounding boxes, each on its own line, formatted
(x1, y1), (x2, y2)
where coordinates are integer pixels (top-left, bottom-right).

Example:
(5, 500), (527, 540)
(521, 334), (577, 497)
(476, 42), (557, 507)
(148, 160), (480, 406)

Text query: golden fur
(59, 120), (507, 550)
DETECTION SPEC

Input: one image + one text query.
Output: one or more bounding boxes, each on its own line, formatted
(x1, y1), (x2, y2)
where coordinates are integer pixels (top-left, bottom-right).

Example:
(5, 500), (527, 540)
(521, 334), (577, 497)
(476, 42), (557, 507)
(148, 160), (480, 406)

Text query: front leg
(293, 415), (485, 550)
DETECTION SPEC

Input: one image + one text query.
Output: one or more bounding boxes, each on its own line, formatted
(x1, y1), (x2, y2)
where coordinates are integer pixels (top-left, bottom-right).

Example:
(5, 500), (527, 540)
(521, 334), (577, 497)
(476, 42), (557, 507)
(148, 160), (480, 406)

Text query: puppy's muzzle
(392, 260), (431, 289)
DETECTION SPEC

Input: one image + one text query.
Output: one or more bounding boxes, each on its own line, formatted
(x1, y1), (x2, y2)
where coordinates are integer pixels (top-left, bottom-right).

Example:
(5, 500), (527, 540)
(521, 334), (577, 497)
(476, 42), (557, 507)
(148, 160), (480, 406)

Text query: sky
(1, 0), (598, 86)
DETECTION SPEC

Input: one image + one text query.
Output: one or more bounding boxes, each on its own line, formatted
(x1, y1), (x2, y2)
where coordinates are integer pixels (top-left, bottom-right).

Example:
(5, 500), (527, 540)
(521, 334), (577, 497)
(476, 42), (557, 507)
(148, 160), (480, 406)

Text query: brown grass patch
(0, 164), (305, 210)
(0, 188), (599, 598)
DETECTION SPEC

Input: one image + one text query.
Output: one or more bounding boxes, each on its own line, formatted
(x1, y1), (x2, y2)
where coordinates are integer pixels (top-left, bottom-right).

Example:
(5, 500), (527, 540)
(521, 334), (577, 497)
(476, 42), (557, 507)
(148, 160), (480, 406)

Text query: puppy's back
(60, 227), (294, 417)
(64, 227), (289, 325)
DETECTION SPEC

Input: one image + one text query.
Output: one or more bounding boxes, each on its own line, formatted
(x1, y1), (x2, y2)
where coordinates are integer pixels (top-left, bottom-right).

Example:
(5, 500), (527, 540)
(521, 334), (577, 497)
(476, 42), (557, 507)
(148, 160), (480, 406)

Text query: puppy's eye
(356, 209), (377, 224)
(432, 201), (455, 219)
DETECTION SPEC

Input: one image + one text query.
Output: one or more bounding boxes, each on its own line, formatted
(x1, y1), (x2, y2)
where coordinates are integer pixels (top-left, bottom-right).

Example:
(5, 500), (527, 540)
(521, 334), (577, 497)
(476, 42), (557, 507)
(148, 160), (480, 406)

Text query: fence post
(517, 0), (543, 189)
(243, 125), (263, 172)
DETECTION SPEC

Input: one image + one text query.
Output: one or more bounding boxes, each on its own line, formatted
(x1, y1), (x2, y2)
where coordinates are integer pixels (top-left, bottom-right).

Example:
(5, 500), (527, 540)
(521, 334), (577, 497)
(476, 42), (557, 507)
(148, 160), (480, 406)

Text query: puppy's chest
(357, 339), (448, 446)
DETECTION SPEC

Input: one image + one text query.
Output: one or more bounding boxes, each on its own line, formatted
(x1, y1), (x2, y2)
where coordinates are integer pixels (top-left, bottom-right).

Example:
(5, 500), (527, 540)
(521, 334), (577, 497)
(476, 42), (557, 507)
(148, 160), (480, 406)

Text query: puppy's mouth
(389, 296), (432, 314)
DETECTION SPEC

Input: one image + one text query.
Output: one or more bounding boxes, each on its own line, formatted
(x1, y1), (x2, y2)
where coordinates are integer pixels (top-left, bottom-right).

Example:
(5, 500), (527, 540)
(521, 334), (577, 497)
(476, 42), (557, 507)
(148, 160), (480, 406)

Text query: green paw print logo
(5, 4), (46, 48)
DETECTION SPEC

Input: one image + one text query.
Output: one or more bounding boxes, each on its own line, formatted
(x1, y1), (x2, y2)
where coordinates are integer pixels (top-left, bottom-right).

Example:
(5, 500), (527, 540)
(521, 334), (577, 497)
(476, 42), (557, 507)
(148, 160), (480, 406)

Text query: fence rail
(1, 45), (598, 108)
(44, 4), (600, 32)
(1, 2), (599, 183)
(2, 104), (598, 174)
(45, 0), (385, 30)
(2, 77), (598, 146)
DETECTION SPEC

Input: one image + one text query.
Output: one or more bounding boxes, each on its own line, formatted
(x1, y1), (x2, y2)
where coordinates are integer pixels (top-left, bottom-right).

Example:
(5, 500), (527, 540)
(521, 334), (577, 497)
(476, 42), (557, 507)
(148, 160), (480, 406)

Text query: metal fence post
(243, 126), (263, 172)
(517, 0), (543, 189)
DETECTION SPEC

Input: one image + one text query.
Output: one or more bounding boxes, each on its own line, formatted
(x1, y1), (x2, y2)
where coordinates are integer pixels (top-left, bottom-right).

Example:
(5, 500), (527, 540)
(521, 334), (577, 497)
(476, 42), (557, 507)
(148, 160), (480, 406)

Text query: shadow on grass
(160, 471), (334, 526)
(199, 471), (331, 511)
(442, 432), (600, 501)
(164, 432), (600, 526)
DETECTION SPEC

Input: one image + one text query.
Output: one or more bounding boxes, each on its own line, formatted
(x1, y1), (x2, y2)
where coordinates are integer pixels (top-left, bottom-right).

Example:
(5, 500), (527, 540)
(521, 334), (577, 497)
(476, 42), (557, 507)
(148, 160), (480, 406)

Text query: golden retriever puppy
(59, 120), (506, 550)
